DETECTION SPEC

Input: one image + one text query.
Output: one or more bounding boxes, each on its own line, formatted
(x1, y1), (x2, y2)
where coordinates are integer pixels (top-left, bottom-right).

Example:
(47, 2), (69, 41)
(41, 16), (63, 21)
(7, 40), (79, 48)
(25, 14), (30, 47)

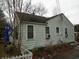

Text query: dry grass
(0, 43), (21, 58)
(32, 43), (74, 59)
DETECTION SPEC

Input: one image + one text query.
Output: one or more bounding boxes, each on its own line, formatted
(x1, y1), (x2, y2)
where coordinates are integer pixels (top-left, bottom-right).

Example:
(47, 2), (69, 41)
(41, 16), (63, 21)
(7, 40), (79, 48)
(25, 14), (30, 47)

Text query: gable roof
(48, 13), (73, 25)
(48, 13), (64, 20)
(16, 12), (48, 23)
(16, 12), (73, 26)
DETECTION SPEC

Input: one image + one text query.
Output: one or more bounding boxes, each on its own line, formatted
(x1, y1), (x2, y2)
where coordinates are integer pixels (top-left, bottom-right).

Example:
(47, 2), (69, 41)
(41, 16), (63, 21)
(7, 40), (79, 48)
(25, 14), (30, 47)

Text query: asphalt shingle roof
(16, 12), (48, 23)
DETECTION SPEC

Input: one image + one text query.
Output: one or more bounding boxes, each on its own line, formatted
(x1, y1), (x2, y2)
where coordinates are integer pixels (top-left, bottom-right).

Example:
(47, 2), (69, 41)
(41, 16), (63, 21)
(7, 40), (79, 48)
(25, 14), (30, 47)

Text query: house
(74, 24), (79, 41)
(16, 12), (75, 49)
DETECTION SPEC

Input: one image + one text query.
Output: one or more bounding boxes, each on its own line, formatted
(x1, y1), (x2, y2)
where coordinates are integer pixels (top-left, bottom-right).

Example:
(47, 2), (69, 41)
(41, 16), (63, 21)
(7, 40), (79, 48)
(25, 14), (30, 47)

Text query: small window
(56, 27), (59, 33)
(45, 27), (50, 39)
(65, 28), (68, 38)
(28, 25), (33, 39)
(45, 27), (49, 34)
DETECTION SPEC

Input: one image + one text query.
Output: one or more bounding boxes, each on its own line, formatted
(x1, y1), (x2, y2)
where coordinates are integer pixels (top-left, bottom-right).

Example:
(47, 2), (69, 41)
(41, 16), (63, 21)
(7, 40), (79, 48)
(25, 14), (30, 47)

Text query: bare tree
(0, 0), (4, 9)
(52, 7), (59, 16)
(0, 0), (24, 50)
(6, 0), (24, 50)
(53, 0), (61, 16)
(0, 0), (47, 50)
(25, 3), (47, 16)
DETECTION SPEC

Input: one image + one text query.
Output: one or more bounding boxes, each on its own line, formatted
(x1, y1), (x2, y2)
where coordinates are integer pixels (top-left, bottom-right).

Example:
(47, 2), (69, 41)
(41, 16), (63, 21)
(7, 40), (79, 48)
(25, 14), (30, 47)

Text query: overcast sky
(30, 0), (79, 24)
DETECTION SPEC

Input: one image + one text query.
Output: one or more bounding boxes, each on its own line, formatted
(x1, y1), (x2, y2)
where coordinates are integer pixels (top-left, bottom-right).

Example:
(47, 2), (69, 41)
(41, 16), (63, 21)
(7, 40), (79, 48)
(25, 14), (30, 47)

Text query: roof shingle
(16, 12), (48, 23)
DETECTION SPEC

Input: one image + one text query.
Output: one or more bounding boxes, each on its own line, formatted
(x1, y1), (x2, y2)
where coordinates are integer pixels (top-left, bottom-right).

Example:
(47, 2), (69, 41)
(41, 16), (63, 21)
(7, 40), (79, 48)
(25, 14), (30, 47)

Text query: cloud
(60, 0), (79, 24)
(25, 0), (79, 24)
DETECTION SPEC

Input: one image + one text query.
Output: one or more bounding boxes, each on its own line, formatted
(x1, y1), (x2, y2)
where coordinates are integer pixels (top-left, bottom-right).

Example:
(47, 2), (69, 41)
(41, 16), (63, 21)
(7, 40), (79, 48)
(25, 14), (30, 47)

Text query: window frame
(65, 28), (68, 38)
(56, 27), (59, 33)
(45, 27), (50, 34)
(27, 25), (33, 39)
(45, 27), (50, 39)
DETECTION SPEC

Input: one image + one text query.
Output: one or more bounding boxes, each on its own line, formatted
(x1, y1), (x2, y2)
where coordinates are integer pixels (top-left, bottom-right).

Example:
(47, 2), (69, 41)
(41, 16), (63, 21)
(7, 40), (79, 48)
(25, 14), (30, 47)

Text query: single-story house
(15, 12), (75, 49)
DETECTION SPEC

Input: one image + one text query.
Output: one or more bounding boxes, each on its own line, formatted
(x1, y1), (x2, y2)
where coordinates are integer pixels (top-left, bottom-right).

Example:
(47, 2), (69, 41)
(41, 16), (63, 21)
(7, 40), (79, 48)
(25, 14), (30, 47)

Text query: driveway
(53, 45), (79, 59)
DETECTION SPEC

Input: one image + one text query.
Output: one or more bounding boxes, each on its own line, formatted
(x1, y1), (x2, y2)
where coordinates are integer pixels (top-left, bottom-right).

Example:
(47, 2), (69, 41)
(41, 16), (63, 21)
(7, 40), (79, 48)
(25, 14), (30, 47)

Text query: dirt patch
(32, 43), (74, 59)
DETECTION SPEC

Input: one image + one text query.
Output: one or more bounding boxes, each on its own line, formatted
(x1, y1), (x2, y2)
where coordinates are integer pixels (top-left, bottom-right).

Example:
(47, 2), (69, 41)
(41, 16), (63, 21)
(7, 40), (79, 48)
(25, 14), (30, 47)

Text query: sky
(30, 0), (79, 24)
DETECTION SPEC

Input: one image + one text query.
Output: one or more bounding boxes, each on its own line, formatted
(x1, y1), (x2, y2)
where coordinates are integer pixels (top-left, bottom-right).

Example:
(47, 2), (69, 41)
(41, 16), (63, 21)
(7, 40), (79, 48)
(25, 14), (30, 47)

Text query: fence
(2, 47), (33, 59)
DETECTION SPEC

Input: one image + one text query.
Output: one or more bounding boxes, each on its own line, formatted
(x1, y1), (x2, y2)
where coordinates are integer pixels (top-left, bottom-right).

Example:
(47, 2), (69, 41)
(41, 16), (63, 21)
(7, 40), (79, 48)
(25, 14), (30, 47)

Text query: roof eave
(21, 21), (47, 25)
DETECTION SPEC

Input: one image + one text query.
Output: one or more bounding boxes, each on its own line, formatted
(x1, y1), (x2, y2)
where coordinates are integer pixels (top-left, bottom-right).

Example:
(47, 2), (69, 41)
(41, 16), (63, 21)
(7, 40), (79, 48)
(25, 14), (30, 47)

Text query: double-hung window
(46, 27), (49, 34)
(28, 25), (33, 39)
(56, 27), (59, 33)
(45, 27), (50, 39)
(65, 28), (68, 38)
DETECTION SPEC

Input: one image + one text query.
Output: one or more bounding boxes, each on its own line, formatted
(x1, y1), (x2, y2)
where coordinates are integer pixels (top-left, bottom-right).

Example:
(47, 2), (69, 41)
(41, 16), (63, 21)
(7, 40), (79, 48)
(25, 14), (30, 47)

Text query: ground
(0, 43), (7, 58)
(0, 41), (79, 59)
(0, 39), (21, 59)
(53, 45), (79, 59)
(32, 43), (79, 59)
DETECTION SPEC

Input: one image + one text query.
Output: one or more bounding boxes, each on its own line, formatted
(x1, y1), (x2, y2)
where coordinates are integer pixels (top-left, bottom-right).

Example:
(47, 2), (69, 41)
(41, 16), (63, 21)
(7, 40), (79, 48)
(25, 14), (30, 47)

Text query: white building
(16, 12), (75, 49)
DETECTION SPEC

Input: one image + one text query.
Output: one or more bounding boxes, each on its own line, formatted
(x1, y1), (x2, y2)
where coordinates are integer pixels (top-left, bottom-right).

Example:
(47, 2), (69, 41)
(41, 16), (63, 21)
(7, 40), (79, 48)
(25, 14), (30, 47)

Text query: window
(74, 33), (76, 40)
(28, 25), (33, 39)
(45, 27), (50, 39)
(65, 28), (68, 38)
(56, 27), (59, 33)
(45, 27), (49, 34)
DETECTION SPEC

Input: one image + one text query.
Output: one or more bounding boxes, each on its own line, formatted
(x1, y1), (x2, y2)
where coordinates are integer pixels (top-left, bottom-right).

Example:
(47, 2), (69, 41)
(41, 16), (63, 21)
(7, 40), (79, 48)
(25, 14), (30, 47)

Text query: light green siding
(19, 23), (47, 49)
(19, 14), (75, 49)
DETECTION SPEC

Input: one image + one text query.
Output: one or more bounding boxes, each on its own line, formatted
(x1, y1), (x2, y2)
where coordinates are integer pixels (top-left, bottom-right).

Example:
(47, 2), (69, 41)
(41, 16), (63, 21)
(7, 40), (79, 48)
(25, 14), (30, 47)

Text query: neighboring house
(74, 24), (79, 41)
(16, 12), (74, 49)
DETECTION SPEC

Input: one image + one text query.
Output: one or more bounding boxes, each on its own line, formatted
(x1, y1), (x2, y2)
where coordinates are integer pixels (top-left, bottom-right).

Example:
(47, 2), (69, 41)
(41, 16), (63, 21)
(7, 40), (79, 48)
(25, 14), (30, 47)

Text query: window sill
(26, 38), (34, 41)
